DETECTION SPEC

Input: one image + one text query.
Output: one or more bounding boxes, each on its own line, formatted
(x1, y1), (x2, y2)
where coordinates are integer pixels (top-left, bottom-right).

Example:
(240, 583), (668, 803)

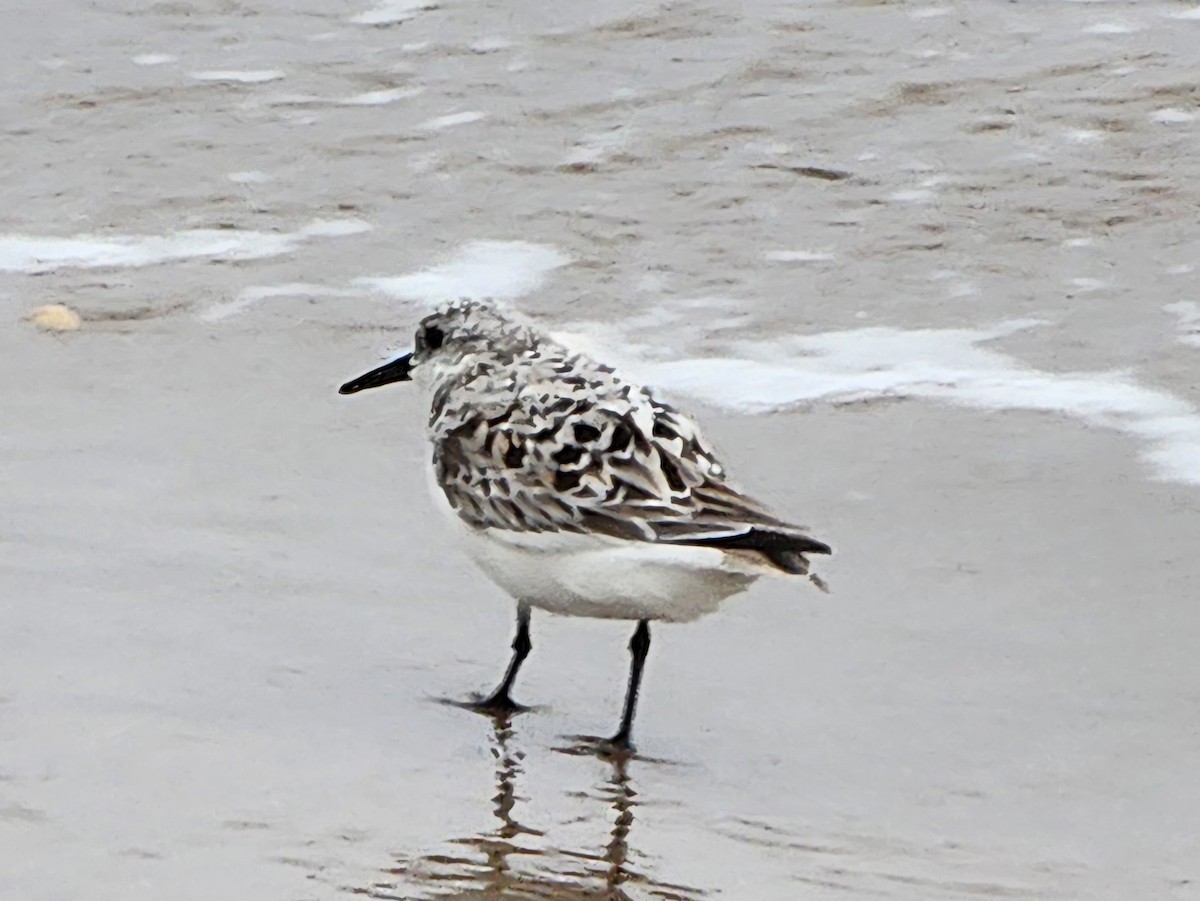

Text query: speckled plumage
(418, 300), (830, 580)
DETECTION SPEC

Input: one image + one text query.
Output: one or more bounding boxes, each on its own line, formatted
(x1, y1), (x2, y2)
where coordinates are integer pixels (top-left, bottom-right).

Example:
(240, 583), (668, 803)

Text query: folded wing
(433, 367), (831, 577)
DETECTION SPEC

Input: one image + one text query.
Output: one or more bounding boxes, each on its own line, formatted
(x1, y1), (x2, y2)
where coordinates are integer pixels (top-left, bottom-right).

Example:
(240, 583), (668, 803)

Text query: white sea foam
(562, 127), (630, 167)
(470, 37), (512, 53)
(0, 220), (369, 274)
(350, 0), (436, 25)
(1083, 22), (1141, 34)
(191, 70), (285, 84)
(763, 250), (836, 263)
(132, 53), (177, 66)
(299, 220), (372, 238)
(551, 300), (750, 370)
(263, 87), (423, 107)
(888, 188), (935, 203)
(356, 241), (570, 302)
(341, 87), (424, 105)
(227, 170), (275, 184)
(418, 111), (487, 130)
(562, 311), (1200, 486)
(199, 284), (363, 322)
(1150, 108), (1197, 124)
(1164, 301), (1200, 349)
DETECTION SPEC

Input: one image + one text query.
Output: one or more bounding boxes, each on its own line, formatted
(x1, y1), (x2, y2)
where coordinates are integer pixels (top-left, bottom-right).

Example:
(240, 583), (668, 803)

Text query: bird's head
(338, 299), (537, 396)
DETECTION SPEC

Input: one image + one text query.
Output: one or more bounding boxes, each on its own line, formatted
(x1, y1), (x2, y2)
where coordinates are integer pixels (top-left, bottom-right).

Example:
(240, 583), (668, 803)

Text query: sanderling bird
(340, 300), (830, 751)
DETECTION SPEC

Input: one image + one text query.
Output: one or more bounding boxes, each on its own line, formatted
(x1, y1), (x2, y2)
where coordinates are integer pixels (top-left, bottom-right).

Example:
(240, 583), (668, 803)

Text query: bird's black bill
(339, 353), (414, 395)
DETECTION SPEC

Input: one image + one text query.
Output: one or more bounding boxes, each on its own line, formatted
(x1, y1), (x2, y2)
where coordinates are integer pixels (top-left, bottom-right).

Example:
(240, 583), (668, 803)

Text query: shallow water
(3, 1), (1200, 899)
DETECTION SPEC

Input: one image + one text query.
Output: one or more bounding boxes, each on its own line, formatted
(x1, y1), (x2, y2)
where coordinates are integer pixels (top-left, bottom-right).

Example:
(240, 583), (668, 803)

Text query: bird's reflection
(360, 716), (704, 901)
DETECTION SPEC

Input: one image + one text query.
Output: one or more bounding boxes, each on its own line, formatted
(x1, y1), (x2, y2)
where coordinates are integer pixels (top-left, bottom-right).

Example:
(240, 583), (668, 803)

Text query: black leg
(610, 620), (651, 749)
(473, 603), (532, 713)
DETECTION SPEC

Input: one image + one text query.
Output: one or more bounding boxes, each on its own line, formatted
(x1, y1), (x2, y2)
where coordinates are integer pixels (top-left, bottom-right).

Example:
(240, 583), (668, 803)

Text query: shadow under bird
(339, 300), (831, 752)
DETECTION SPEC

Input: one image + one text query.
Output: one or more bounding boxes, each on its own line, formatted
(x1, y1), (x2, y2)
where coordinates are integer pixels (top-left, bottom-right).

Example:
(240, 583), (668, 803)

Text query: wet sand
(3, 1), (1200, 899)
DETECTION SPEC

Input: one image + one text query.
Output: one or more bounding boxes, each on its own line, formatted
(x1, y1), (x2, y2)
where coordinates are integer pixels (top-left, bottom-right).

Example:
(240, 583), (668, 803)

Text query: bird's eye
(424, 326), (445, 350)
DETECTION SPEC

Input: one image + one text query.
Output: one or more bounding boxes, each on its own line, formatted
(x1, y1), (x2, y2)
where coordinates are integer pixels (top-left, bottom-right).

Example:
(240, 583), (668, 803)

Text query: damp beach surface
(3, 1), (1200, 899)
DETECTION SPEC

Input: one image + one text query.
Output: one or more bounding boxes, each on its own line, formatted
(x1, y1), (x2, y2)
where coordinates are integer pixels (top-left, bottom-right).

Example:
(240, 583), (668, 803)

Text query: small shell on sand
(26, 304), (83, 332)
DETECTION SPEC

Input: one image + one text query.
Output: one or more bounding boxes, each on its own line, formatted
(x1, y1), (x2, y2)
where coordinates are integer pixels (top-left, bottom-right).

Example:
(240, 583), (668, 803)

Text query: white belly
(425, 465), (759, 623)
(464, 527), (757, 622)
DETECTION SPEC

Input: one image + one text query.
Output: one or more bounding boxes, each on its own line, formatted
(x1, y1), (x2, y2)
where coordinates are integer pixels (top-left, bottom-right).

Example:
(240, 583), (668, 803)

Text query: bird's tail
(671, 527), (832, 588)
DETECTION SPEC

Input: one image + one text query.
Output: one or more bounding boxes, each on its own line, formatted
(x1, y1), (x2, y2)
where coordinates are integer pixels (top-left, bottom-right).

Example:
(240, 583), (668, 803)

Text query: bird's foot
(557, 732), (637, 759)
(451, 690), (531, 717)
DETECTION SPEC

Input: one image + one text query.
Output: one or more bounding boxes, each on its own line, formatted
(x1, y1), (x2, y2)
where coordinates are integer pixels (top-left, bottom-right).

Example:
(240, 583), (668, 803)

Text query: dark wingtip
(682, 528), (831, 554)
(674, 527), (831, 574)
